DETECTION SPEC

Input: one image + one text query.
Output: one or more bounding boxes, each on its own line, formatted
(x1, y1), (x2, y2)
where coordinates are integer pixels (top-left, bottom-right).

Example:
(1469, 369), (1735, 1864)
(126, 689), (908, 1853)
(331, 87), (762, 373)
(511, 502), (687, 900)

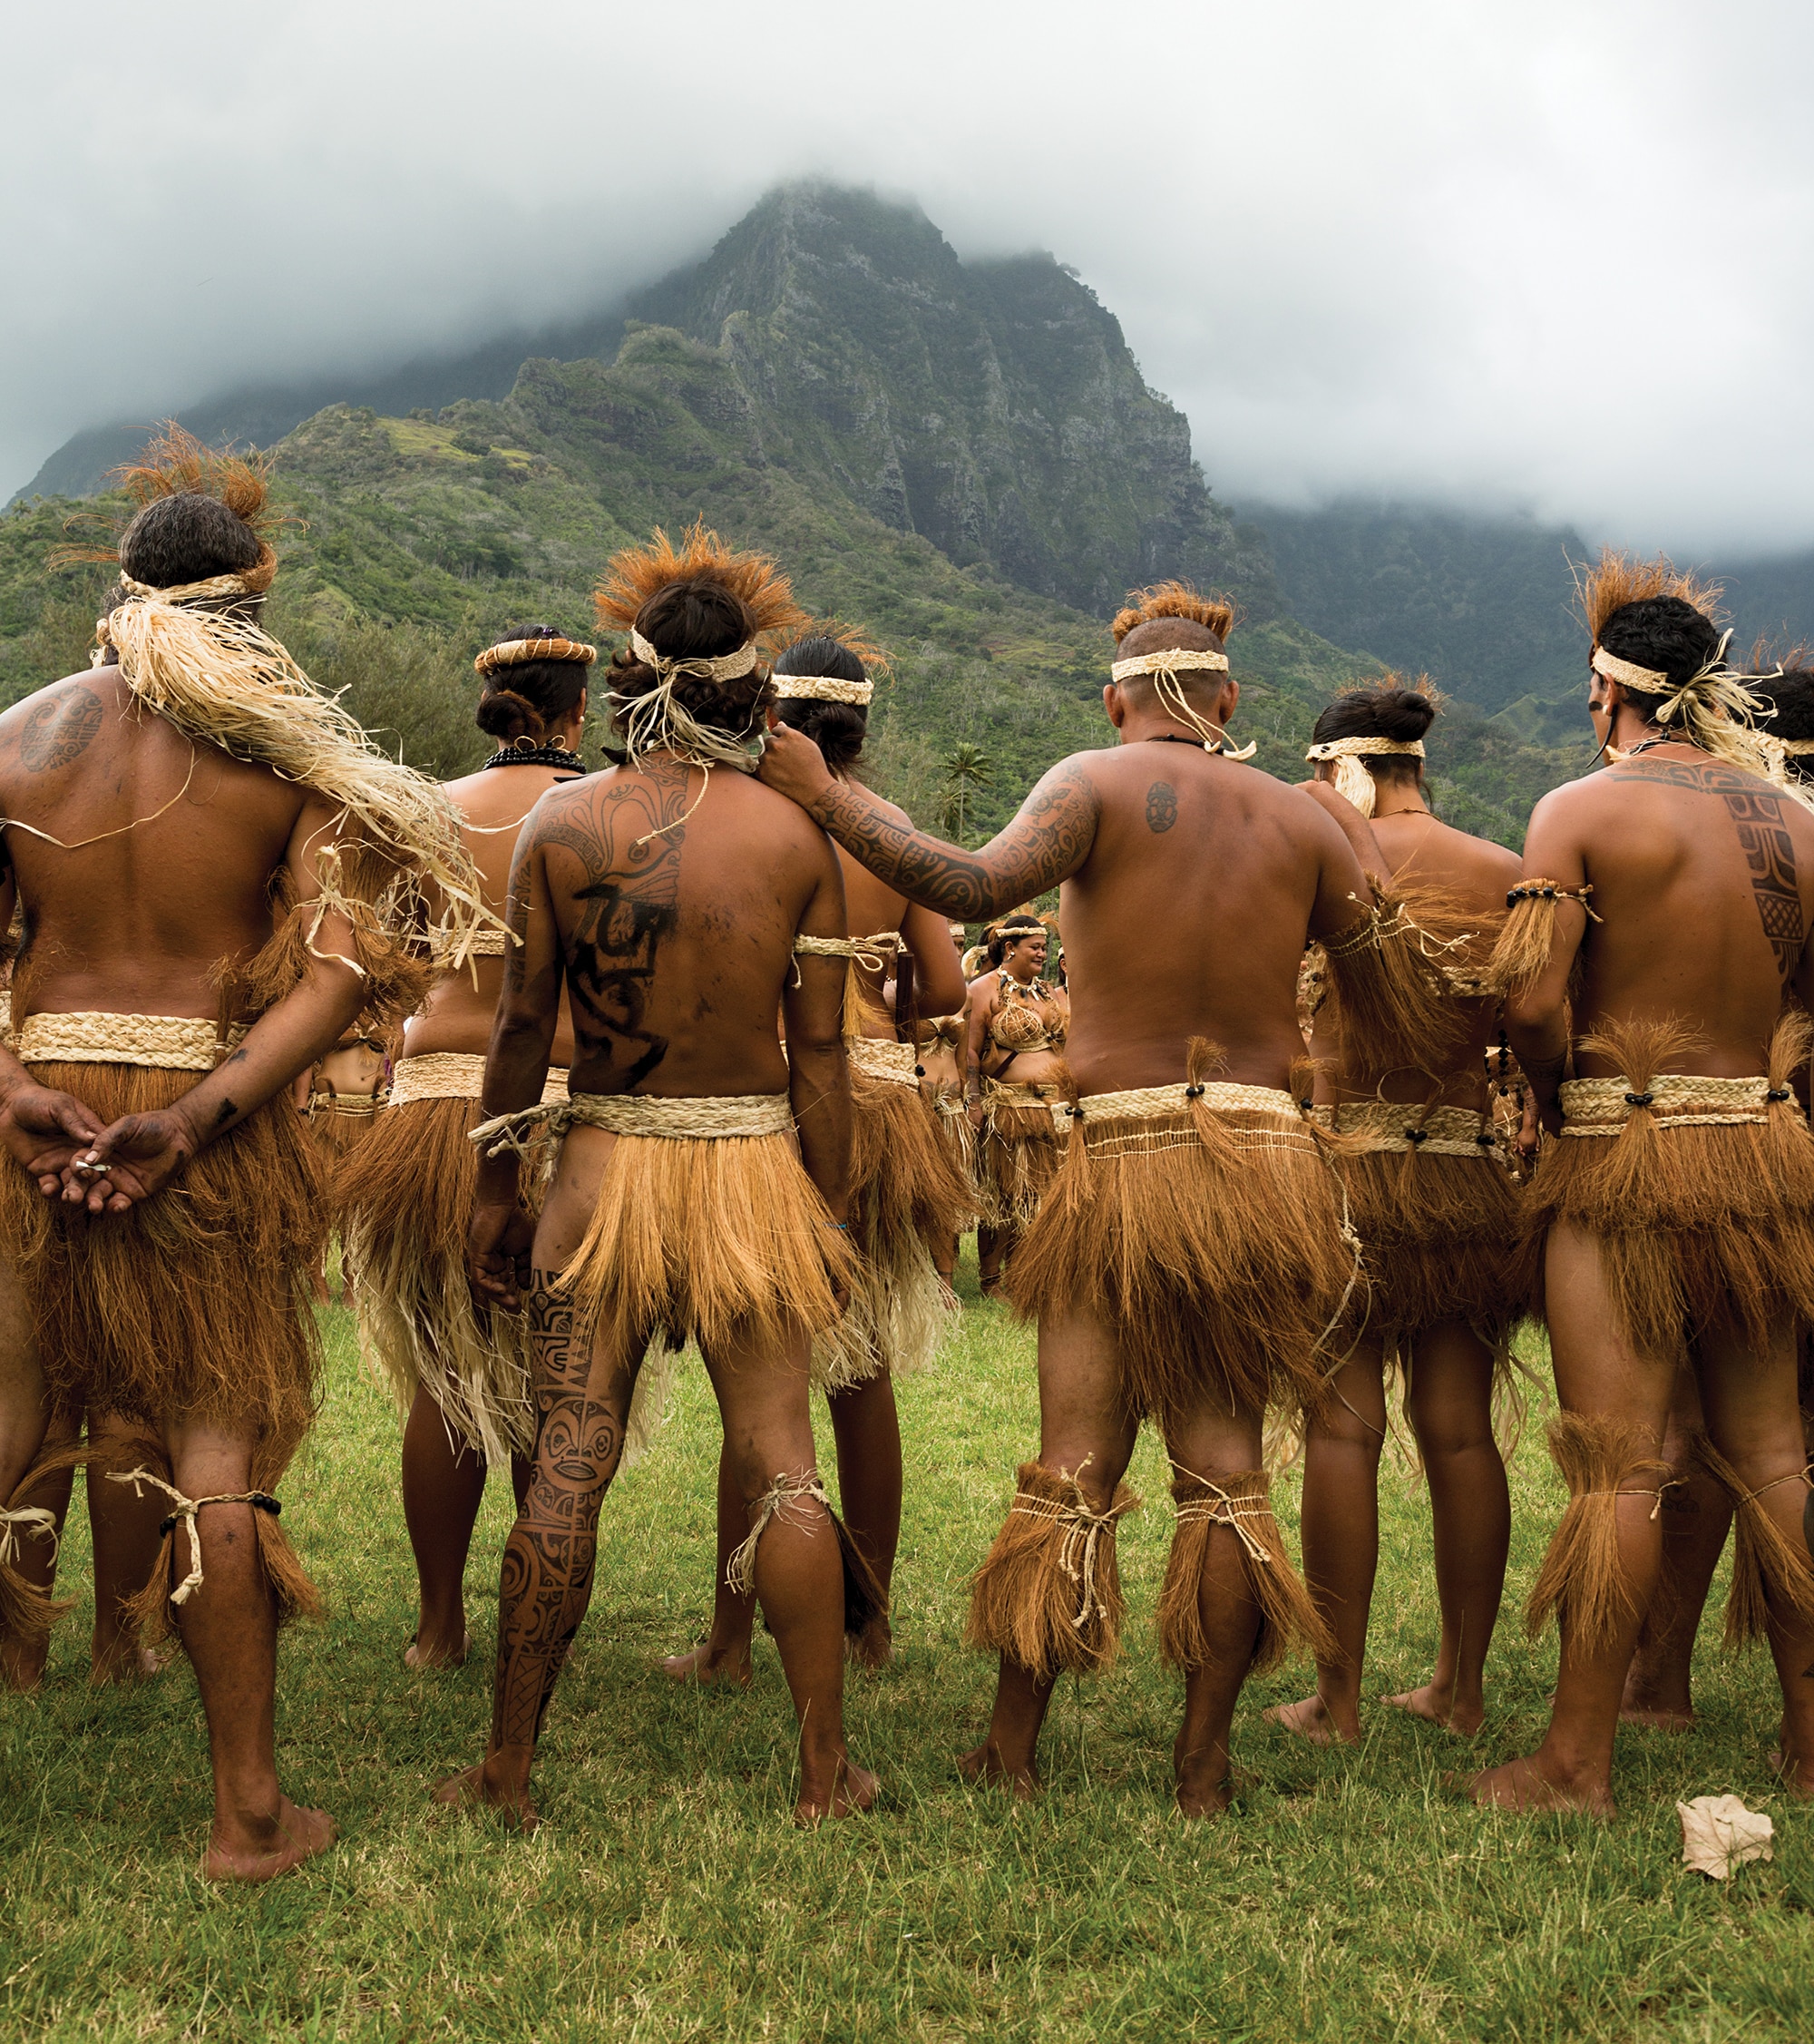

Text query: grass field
(4, 1258), (1812, 2043)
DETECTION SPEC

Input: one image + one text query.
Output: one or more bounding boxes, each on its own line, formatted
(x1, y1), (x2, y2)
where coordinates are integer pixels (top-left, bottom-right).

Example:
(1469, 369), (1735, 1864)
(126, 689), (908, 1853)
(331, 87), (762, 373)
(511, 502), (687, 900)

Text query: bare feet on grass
(1175, 1758), (1235, 1819)
(433, 1751), (540, 1833)
(1264, 1693), (1360, 1746)
(1386, 1683), (1484, 1736)
(848, 1615), (895, 1673)
(91, 1640), (168, 1685)
(659, 1639), (754, 1687)
(795, 1754), (879, 1826)
(1618, 1673), (1695, 1730)
(202, 1796), (336, 1883)
(1465, 1755), (1614, 1817)
(1769, 1737), (1814, 1796)
(957, 1740), (1040, 1801)
(405, 1629), (472, 1671)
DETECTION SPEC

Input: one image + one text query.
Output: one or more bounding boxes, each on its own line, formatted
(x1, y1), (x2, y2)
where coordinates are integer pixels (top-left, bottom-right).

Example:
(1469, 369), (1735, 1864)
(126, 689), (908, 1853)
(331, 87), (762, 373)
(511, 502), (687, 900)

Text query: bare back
(0, 667), (313, 1021)
(1060, 743), (1375, 1092)
(515, 757), (845, 1098)
(1522, 748), (1814, 1075)
(1312, 811), (1522, 1109)
(405, 762), (580, 1067)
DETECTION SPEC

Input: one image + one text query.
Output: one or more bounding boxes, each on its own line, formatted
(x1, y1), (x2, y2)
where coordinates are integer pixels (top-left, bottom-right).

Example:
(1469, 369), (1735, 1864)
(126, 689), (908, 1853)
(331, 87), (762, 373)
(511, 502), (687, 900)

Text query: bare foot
(1770, 1743), (1814, 1797)
(1386, 1684), (1485, 1735)
(202, 1797), (336, 1882)
(432, 1755), (540, 1833)
(659, 1640), (754, 1687)
(0, 1645), (48, 1694)
(91, 1641), (168, 1686)
(848, 1616), (895, 1673)
(957, 1741), (1039, 1801)
(795, 1754), (879, 1825)
(1619, 1700), (1696, 1731)
(405, 1629), (472, 1671)
(1465, 1755), (1614, 1816)
(1264, 1694), (1360, 1747)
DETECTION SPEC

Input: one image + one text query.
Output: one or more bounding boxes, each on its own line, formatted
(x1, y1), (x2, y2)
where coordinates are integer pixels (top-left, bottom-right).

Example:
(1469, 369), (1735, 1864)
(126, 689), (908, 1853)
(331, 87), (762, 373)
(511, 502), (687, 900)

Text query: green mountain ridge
(0, 184), (1580, 847)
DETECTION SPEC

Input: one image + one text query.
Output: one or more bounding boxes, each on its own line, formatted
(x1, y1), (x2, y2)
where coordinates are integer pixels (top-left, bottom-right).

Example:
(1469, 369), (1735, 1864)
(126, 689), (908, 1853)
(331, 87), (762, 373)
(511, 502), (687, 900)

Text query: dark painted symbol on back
(1146, 781), (1177, 834)
(20, 686), (102, 772)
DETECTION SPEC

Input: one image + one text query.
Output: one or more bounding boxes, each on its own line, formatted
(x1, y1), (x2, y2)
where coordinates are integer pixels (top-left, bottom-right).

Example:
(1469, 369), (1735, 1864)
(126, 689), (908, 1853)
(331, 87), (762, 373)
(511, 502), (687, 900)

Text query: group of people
(0, 432), (1811, 1883)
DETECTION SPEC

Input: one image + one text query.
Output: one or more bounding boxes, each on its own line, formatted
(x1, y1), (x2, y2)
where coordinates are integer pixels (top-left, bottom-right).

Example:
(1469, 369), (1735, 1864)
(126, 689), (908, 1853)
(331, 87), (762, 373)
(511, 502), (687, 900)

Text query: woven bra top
(988, 979), (1066, 1056)
(916, 1013), (966, 1052)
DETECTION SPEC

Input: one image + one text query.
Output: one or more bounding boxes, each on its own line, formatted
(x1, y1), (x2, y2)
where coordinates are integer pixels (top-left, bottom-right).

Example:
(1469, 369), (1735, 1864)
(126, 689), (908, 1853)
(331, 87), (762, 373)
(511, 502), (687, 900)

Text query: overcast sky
(6, 0), (1810, 554)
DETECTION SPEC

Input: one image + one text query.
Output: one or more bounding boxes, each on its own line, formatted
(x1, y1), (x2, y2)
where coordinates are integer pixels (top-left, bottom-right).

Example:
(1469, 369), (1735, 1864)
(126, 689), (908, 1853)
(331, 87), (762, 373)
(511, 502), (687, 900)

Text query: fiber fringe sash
(1525, 1413), (1677, 1647)
(815, 1042), (971, 1392)
(723, 1469), (887, 1639)
(1519, 1018), (1814, 1361)
(0, 1057), (326, 1645)
(965, 1461), (1139, 1677)
(1008, 1060), (1355, 1423)
(1316, 1100), (1535, 1369)
(471, 1091), (857, 1472)
(978, 1076), (1062, 1228)
(1316, 884), (1472, 1089)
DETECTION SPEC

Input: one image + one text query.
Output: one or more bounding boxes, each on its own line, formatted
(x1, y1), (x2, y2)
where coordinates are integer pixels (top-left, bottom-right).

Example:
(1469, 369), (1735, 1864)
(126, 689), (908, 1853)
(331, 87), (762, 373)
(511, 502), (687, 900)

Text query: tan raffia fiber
(1692, 1436), (1814, 1648)
(1487, 882), (1599, 1003)
(1521, 1014), (1814, 1361)
(305, 1091), (381, 1171)
(964, 1460), (1140, 1678)
(1007, 1043), (1354, 1423)
(1318, 884), (1468, 1088)
(473, 1090), (793, 1155)
(978, 1076), (1064, 1227)
(551, 1120), (857, 1401)
(1558, 1071), (1779, 1130)
(0, 1454), (74, 1650)
(1525, 1413), (1677, 1646)
(815, 1058), (971, 1392)
(6, 1010), (227, 1070)
(1320, 1101), (1535, 1367)
(1159, 1468), (1335, 1673)
(723, 1469), (888, 1638)
(0, 1064), (323, 1450)
(336, 1096), (538, 1462)
(100, 595), (494, 990)
(932, 1089), (980, 1195)
(387, 1053), (570, 1110)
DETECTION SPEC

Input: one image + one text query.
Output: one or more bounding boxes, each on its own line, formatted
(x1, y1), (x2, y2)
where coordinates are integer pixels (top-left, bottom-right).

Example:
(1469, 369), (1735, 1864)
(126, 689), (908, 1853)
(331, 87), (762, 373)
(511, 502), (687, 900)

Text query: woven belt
(849, 1038), (920, 1087)
(472, 1089), (794, 1158)
(1560, 1071), (1782, 1136)
(390, 1053), (570, 1109)
(8, 1010), (238, 1071)
(1048, 1079), (1303, 1134)
(983, 1076), (1060, 1111)
(1322, 1100), (1506, 1160)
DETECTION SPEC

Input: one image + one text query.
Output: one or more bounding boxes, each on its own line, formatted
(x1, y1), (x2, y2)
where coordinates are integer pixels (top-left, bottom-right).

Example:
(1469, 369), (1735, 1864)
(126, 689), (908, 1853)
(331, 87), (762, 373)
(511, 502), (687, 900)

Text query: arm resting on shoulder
(784, 846), (853, 1224)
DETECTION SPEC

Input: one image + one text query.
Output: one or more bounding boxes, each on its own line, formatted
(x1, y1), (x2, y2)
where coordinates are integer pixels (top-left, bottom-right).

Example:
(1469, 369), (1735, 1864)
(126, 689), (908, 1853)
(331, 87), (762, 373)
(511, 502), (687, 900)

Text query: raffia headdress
(50, 429), (492, 1002)
(1109, 582), (1255, 760)
(594, 523), (807, 774)
(771, 620), (890, 706)
(1303, 674), (1438, 817)
(475, 632), (596, 676)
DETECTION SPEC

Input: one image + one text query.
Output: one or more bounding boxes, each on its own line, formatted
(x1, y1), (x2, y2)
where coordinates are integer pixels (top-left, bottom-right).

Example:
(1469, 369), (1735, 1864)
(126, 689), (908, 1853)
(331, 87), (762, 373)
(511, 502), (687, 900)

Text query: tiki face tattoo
(1614, 758), (1806, 979)
(525, 766), (698, 1084)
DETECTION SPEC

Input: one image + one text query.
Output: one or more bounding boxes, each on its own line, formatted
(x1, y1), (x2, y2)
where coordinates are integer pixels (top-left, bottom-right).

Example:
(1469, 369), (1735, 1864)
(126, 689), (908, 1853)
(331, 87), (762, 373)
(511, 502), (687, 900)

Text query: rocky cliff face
(628, 185), (1277, 620)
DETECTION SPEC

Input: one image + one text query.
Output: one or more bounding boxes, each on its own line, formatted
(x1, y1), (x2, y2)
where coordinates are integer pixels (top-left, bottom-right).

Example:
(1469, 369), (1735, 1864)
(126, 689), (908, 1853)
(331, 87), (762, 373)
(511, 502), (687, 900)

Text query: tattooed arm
(759, 720), (1101, 918)
(471, 817), (565, 1308)
(1503, 792), (1586, 1127)
(782, 842), (853, 1224)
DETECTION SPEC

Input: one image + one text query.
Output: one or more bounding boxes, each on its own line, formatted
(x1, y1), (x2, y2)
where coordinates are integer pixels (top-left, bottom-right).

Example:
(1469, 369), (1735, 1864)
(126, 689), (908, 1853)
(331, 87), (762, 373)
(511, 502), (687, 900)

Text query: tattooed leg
(434, 1276), (639, 1830)
(701, 1316), (878, 1824)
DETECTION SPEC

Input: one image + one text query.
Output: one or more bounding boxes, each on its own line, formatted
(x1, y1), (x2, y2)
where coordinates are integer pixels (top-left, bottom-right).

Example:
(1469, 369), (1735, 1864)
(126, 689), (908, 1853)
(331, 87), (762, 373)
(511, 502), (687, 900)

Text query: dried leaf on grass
(1677, 1795), (1774, 1879)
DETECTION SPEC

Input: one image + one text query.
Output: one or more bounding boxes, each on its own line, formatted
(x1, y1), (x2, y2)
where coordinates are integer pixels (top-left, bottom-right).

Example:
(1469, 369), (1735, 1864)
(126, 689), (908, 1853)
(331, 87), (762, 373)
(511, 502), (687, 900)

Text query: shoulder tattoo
(20, 687), (102, 773)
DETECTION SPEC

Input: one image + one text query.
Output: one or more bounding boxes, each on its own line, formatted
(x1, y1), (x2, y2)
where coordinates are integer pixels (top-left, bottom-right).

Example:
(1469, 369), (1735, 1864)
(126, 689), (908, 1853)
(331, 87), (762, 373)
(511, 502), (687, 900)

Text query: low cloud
(6, 0), (1809, 553)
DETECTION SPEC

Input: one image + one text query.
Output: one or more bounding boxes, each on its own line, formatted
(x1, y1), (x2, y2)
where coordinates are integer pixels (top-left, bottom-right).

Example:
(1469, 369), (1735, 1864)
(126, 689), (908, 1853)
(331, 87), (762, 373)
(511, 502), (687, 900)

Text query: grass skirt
(0, 1066), (325, 1643)
(336, 1095), (537, 1463)
(1006, 1078), (1355, 1424)
(978, 1078), (1062, 1228)
(816, 1061), (971, 1392)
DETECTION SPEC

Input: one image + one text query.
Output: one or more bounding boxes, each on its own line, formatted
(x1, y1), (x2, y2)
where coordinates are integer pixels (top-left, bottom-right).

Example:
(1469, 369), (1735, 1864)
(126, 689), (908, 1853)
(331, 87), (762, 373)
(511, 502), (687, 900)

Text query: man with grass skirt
(0, 429), (480, 1878)
(758, 580), (1456, 1814)
(1473, 552), (1814, 1814)
(442, 526), (879, 1829)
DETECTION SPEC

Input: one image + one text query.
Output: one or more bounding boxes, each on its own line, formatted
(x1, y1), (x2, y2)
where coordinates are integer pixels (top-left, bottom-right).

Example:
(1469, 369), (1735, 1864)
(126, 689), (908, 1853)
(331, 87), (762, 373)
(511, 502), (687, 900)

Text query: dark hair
(476, 624), (590, 744)
(1753, 661), (1814, 779)
(606, 575), (770, 744)
(987, 916), (1046, 969)
(1596, 596), (1722, 717)
(117, 491), (262, 591)
(1311, 684), (1436, 781)
(774, 634), (869, 777)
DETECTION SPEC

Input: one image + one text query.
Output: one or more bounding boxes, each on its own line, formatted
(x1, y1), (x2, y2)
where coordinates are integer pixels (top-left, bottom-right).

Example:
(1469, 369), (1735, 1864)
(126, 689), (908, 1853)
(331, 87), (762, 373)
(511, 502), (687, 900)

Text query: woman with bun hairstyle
(662, 625), (970, 1681)
(336, 625), (591, 1668)
(966, 913), (1068, 1294)
(1268, 677), (1529, 1745)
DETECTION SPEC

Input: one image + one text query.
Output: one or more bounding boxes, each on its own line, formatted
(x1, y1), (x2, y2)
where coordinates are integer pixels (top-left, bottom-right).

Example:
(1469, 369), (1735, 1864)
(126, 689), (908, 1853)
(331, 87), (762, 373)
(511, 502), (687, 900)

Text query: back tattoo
(521, 768), (697, 1085)
(1616, 758), (1806, 978)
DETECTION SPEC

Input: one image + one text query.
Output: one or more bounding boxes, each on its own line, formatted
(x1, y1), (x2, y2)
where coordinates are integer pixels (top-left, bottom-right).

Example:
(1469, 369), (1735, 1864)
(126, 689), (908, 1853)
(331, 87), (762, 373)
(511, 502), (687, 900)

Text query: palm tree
(940, 743), (995, 842)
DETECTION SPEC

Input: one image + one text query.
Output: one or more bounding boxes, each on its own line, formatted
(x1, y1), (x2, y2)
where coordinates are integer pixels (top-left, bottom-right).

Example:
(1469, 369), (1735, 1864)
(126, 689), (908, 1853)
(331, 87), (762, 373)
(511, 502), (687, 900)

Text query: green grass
(4, 1264), (1811, 2042)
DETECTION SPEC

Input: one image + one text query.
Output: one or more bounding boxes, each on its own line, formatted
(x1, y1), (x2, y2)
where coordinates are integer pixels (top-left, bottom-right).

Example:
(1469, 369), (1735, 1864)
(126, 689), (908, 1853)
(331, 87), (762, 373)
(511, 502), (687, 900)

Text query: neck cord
(482, 741), (587, 773)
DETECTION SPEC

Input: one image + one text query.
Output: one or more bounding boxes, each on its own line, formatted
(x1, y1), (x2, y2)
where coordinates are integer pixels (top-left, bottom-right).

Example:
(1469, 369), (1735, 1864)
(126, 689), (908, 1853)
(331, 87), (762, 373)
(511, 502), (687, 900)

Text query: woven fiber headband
(629, 628), (758, 683)
(476, 636), (597, 676)
(772, 674), (873, 705)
